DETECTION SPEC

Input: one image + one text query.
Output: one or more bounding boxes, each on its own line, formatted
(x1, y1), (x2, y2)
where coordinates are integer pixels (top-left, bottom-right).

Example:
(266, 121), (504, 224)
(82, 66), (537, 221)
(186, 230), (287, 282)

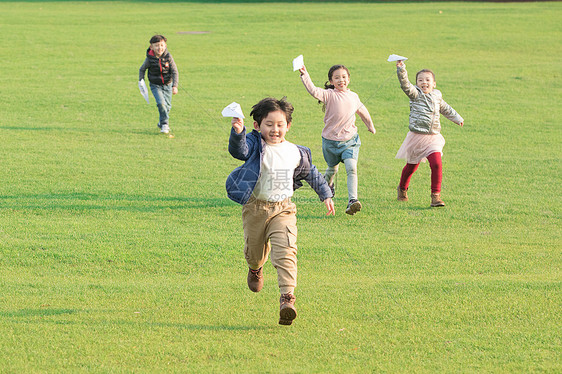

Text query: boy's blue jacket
(226, 128), (333, 205)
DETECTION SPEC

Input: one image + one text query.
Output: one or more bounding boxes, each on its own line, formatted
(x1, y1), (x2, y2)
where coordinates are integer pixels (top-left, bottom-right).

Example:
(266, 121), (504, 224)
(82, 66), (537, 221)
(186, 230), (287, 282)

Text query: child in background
(395, 60), (464, 207)
(226, 97), (334, 326)
(139, 34), (179, 134)
(298, 64), (376, 215)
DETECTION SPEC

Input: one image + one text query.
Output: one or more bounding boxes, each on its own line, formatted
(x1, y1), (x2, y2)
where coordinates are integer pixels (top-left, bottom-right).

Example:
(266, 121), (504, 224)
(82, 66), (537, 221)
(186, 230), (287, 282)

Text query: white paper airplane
(138, 79), (149, 104)
(292, 55), (304, 71)
(221, 102), (245, 119)
(387, 54), (408, 62)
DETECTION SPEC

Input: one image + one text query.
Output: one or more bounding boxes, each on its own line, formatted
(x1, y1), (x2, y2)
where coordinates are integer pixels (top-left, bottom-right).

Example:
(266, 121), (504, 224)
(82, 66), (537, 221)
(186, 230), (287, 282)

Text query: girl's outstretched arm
(396, 61), (418, 100)
(439, 100), (464, 126)
(299, 65), (325, 102)
(357, 105), (376, 134)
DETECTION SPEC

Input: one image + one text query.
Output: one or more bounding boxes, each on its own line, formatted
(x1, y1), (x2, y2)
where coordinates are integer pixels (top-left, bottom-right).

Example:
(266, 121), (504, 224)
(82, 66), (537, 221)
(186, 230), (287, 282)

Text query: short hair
(150, 34), (167, 44)
(416, 69), (435, 81)
(250, 97), (294, 125)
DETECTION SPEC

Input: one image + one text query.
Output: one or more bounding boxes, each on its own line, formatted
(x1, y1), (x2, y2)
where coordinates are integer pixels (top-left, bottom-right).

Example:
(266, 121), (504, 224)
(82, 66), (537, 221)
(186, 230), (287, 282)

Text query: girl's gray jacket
(397, 65), (463, 135)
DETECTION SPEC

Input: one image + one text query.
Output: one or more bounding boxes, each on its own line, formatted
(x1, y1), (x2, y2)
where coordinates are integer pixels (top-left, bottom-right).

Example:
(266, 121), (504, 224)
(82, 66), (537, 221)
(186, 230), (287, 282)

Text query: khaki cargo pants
(242, 196), (298, 294)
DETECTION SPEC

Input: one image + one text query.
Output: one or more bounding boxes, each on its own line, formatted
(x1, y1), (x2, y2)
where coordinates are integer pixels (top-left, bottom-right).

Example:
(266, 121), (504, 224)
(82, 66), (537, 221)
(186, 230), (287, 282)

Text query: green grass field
(0, 1), (560, 372)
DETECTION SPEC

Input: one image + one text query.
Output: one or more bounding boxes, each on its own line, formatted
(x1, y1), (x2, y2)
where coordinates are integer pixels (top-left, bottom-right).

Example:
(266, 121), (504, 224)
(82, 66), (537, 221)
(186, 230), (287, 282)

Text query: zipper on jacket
(159, 59), (164, 84)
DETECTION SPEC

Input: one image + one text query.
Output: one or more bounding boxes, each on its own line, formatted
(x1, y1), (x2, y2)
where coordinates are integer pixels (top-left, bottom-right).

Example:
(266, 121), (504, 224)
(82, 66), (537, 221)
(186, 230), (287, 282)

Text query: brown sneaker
(430, 193), (445, 207)
(247, 267), (263, 292)
(279, 293), (297, 325)
(397, 186), (408, 201)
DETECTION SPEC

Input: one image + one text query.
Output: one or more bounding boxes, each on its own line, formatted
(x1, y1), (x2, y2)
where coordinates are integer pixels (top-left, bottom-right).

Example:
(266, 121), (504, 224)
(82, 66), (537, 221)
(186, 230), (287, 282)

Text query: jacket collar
(146, 48), (167, 58)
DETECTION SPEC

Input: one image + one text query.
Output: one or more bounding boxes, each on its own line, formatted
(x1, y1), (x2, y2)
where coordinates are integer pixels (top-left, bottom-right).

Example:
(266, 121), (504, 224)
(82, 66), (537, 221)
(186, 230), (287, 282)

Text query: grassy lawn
(0, 1), (560, 372)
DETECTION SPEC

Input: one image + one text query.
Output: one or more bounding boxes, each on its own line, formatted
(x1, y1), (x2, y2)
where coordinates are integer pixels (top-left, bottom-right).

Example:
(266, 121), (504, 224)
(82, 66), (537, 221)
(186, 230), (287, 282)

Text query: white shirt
(252, 141), (301, 202)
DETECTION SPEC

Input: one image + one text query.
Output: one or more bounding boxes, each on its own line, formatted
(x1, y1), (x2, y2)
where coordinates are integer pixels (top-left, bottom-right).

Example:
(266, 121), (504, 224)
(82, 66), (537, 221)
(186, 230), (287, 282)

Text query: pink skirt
(395, 131), (445, 164)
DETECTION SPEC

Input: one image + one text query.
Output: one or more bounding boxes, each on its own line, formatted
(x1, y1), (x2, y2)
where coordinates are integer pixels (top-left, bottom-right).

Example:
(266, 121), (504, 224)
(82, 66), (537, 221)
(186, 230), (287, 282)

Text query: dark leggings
(399, 152), (442, 194)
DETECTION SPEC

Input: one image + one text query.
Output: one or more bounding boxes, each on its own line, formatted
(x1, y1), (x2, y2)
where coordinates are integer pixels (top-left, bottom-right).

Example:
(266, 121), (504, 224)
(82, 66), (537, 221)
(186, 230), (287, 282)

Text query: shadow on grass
(0, 0), (524, 4)
(0, 126), (67, 132)
(0, 0), (394, 3)
(402, 205), (433, 211)
(4, 0), (513, 3)
(0, 192), (235, 212)
(1, 309), (265, 331)
(0, 125), (175, 136)
(0, 309), (78, 317)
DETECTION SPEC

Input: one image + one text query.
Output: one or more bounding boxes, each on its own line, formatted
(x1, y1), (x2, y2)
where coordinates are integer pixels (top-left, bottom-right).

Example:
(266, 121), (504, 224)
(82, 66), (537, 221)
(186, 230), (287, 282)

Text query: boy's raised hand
(396, 60), (404, 68)
(299, 65), (307, 76)
(232, 117), (244, 134)
(324, 198), (335, 216)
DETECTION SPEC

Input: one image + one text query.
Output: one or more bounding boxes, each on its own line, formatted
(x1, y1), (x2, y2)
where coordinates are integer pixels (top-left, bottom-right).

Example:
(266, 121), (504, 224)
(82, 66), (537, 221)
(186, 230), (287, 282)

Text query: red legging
(399, 152), (442, 194)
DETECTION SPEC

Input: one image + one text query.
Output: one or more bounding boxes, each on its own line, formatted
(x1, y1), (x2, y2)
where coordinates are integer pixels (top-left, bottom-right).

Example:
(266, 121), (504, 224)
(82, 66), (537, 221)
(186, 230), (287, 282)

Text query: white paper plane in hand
(138, 79), (149, 104)
(292, 55), (304, 71)
(221, 102), (245, 119)
(387, 54), (408, 62)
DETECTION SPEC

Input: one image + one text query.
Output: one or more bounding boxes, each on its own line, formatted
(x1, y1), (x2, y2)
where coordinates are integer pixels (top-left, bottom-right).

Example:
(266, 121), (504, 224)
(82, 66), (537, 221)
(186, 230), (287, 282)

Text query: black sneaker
(345, 199), (362, 215)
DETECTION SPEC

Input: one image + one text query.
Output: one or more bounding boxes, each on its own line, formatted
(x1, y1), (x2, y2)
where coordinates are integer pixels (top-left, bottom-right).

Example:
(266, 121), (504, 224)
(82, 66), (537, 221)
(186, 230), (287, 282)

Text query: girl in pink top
(299, 64), (376, 215)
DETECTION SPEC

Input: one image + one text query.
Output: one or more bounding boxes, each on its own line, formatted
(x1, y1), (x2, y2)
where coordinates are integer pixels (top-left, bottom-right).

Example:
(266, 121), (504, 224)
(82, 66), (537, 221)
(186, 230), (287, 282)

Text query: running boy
(226, 97), (335, 325)
(139, 34), (178, 134)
